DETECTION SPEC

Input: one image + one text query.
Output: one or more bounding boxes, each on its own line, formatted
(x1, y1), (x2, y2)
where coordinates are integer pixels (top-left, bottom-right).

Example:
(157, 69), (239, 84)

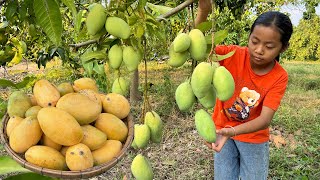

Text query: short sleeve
(263, 74), (288, 111)
(215, 45), (240, 66)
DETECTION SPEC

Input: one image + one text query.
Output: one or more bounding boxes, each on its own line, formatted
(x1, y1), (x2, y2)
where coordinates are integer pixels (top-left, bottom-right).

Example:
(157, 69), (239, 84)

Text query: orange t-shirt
(212, 45), (288, 143)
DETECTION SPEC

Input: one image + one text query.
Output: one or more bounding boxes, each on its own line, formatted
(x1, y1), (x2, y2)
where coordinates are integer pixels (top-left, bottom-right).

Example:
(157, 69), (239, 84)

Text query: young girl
(196, 1), (293, 179)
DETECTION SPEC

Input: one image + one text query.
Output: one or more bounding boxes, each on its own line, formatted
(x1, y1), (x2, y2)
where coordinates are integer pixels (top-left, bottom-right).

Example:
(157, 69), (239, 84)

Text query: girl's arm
(210, 106), (275, 152)
(195, 0), (212, 26)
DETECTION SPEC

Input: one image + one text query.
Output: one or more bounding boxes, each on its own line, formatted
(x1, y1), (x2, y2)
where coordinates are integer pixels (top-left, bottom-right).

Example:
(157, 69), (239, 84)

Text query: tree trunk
(130, 69), (141, 103)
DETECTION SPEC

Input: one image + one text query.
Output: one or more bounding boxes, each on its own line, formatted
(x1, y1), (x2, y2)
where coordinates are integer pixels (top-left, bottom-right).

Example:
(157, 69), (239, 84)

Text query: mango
(7, 91), (32, 118)
(212, 66), (235, 101)
(95, 113), (128, 142)
(168, 43), (188, 68)
(57, 82), (74, 96)
(198, 85), (216, 109)
(194, 109), (216, 143)
(92, 140), (122, 165)
(134, 124), (150, 149)
(33, 79), (61, 107)
(86, 4), (106, 36)
(105, 17), (130, 39)
(122, 46), (141, 72)
(101, 93), (130, 119)
(9, 116), (43, 153)
(56, 93), (102, 125)
(25, 105), (42, 118)
(173, 33), (191, 53)
(6, 116), (23, 137)
(191, 62), (215, 98)
(144, 111), (163, 143)
(112, 77), (129, 96)
(131, 154), (153, 180)
(81, 125), (107, 150)
(25, 145), (66, 170)
(78, 89), (102, 106)
(188, 29), (207, 61)
(108, 44), (123, 69)
(73, 77), (99, 92)
(66, 143), (94, 171)
(175, 81), (196, 112)
(40, 134), (62, 151)
(37, 107), (83, 146)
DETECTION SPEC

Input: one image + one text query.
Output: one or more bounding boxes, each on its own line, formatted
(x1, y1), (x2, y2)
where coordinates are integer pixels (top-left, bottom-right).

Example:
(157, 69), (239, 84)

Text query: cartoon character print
(225, 87), (260, 121)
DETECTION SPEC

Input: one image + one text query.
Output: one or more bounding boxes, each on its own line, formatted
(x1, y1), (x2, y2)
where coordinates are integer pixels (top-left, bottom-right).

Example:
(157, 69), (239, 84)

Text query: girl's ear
(281, 43), (290, 53)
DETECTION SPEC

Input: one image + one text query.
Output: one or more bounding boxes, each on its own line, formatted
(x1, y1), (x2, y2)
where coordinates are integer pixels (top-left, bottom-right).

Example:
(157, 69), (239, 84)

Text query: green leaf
(61, 0), (77, 18)
(196, 21), (212, 32)
(205, 30), (228, 45)
(19, 2), (28, 22)
(4, 172), (57, 180)
(0, 79), (17, 88)
(80, 51), (107, 63)
(146, 3), (173, 15)
(5, 0), (18, 21)
(34, 0), (62, 45)
(15, 76), (37, 89)
(82, 61), (94, 77)
(93, 61), (105, 75)
(0, 145), (3, 150)
(138, 0), (147, 11)
(75, 10), (83, 34)
(211, 50), (235, 62)
(0, 156), (30, 175)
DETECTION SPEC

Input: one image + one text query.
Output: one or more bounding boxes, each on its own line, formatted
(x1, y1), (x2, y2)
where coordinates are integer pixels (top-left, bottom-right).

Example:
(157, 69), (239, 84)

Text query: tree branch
(156, 0), (195, 21)
(69, 39), (98, 48)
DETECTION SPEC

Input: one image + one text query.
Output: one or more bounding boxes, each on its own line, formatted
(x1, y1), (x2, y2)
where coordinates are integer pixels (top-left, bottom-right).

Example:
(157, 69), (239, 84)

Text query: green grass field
(0, 60), (319, 179)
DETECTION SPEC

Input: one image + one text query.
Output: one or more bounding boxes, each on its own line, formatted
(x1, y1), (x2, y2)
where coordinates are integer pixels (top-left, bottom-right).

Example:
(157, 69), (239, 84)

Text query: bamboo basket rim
(0, 112), (134, 179)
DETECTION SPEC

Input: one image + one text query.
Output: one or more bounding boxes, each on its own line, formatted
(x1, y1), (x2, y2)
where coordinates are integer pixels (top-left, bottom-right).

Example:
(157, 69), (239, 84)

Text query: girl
(196, 1), (293, 179)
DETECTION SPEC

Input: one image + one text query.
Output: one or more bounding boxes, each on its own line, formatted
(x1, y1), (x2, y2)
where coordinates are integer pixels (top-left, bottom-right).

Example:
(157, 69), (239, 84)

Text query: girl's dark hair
(250, 11), (293, 61)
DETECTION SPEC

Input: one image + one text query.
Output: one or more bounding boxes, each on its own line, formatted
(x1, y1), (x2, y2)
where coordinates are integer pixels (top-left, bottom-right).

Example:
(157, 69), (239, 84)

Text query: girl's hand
(205, 128), (235, 152)
(198, 0), (212, 13)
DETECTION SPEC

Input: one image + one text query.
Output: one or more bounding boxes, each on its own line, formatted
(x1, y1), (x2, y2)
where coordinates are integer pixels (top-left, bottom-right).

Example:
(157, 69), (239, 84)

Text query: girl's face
(248, 25), (286, 70)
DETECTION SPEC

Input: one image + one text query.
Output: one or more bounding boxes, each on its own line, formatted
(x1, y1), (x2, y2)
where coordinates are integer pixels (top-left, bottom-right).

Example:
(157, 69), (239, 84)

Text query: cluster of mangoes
(5, 77), (131, 171)
(169, 29), (236, 143)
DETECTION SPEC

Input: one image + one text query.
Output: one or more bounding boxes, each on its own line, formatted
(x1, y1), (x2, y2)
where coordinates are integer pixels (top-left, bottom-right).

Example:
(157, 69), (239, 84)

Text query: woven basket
(0, 112), (134, 179)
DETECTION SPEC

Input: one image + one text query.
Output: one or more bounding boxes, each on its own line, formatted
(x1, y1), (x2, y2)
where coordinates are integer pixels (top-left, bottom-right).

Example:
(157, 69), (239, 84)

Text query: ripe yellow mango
(188, 29), (207, 61)
(57, 82), (74, 96)
(33, 79), (61, 107)
(6, 116), (23, 137)
(168, 43), (188, 68)
(7, 91), (32, 118)
(131, 154), (154, 180)
(105, 17), (130, 39)
(212, 66), (235, 101)
(40, 134), (62, 151)
(122, 46), (141, 72)
(175, 81), (196, 112)
(173, 33), (191, 53)
(66, 143), (94, 171)
(86, 4), (106, 36)
(92, 140), (122, 165)
(108, 44), (123, 69)
(134, 124), (150, 149)
(101, 93), (130, 119)
(191, 62), (215, 98)
(195, 109), (216, 143)
(81, 125), (107, 150)
(144, 111), (163, 143)
(73, 78), (99, 92)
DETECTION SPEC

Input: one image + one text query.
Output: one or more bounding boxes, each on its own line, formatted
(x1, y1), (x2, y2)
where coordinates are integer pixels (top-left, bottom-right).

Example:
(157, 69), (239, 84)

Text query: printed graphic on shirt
(225, 87), (260, 121)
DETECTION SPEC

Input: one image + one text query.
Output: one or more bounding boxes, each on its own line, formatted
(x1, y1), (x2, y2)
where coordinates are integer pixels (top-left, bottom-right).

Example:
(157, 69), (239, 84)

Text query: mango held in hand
(188, 29), (207, 61)
(108, 44), (123, 69)
(168, 43), (188, 68)
(175, 81), (196, 112)
(134, 124), (150, 149)
(123, 46), (141, 72)
(173, 33), (191, 53)
(112, 77), (129, 96)
(33, 79), (61, 107)
(195, 109), (216, 143)
(213, 66), (235, 101)
(105, 17), (130, 39)
(131, 154), (154, 180)
(86, 4), (106, 36)
(7, 91), (32, 118)
(144, 111), (163, 143)
(191, 62), (215, 98)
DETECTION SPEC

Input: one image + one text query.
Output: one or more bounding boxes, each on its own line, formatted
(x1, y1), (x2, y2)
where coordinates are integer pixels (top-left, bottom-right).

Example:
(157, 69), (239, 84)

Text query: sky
(281, 4), (320, 26)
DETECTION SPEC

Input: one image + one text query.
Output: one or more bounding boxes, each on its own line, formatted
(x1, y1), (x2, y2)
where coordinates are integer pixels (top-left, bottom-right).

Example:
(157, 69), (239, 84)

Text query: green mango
(195, 109), (216, 143)
(112, 77), (129, 96)
(108, 45), (123, 69)
(134, 124), (150, 149)
(173, 33), (191, 53)
(213, 66), (235, 101)
(131, 154), (153, 180)
(198, 85), (216, 109)
(168, 43), (188, 68)
(144, 111), (163, 143)
(86, 4), (106, 36)
(123, 46), (141, 72)
(191, 62), (215, 99)
(25, 105), (42, 118)
(175, 81), (196, 112)
(188, 29), (207, 61)
(105, 16), (130, 39)
(7, 91), (32, 118)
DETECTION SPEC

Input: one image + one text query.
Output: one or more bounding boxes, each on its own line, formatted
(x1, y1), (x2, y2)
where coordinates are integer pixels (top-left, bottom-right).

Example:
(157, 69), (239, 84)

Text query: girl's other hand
(198, 0), (212, 13)
(205, 128), (234, 152)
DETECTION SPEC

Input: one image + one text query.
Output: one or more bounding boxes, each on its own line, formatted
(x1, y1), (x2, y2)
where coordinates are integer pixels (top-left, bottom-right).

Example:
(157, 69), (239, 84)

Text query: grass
(0, 60), (319, 179)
